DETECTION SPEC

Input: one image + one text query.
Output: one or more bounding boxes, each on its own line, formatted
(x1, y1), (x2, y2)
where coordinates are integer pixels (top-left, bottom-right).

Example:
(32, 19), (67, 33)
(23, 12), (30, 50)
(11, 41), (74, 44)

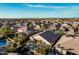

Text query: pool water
(27, 43), (40, 50)
(0, 40), (7, 47)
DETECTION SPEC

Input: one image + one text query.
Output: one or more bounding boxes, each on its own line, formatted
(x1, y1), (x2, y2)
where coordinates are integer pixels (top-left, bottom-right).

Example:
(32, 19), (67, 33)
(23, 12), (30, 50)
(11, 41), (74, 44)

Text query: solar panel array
(39, 30), (61, 43)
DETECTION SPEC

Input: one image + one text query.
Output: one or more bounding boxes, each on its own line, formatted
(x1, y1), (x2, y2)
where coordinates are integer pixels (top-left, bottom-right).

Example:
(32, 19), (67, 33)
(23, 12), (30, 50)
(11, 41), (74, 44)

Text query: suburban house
(34, 25), (40, 30)
(54, 35), (79, 55)
(17, 26), (27, 33)
(60, 23), (75, 36)
(13, 26), (27, 33)
(30, 30), (61, 47)
(77, 27), (79, 34)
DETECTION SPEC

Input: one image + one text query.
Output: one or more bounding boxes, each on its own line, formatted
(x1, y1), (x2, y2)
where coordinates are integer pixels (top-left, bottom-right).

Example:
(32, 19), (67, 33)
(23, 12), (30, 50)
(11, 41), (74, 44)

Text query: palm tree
(15, 32), (27, 44)
(36, 47), (45, 55)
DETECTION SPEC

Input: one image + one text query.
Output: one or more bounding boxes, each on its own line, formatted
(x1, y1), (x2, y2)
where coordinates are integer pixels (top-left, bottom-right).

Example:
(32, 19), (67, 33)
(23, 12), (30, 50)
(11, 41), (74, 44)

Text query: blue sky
(0, 3), (79, 18)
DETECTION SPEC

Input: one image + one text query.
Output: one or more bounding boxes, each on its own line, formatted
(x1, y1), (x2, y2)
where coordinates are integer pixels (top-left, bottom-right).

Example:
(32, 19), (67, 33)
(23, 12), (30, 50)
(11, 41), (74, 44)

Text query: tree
(55, 29), (64, 36)
(13, 32), (27, 46)
(16, 32), (27, 40)
(36, 47), (45, 55)
(12, 43), (17, 48)
(0, 26), (12, 35)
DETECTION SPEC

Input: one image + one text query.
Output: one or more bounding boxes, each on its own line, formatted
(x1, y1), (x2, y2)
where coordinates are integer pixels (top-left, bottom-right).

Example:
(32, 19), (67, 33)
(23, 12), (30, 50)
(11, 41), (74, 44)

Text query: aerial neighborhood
(0, 18), (79, 55)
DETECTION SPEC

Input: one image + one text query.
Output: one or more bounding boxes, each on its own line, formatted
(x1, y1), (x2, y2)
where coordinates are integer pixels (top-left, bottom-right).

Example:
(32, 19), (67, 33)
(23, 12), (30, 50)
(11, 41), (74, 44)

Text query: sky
(0, 3), (79, 18)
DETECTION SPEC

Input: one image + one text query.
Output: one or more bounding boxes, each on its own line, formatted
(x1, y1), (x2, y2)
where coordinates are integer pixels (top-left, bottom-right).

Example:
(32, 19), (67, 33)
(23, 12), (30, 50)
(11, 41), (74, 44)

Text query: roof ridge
(34, 29), (53, 35)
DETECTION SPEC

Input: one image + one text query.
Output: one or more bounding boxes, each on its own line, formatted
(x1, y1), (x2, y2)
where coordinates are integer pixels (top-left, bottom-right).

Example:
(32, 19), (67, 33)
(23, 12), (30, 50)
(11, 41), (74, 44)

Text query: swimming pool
(0, 39), (7, 47)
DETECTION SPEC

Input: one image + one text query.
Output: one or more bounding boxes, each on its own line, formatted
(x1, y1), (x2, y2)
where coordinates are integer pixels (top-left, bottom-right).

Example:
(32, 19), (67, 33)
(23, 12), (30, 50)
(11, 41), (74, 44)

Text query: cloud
(24, 4), (79, 10)
(24, 4), (67, 9)
(23, 4), (79, 17)
(25, 4), (46, 8)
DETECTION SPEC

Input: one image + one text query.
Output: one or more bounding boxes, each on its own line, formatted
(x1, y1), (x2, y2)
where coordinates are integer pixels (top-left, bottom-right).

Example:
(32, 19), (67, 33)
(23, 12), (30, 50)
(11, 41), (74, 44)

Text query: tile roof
(60, 39), (79, 54)
(55, 35), (73, 45)
(56, 36), (79, 54)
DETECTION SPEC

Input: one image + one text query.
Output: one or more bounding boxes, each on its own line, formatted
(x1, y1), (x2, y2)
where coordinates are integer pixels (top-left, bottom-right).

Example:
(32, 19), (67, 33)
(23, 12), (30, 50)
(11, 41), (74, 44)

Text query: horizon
(0, 3), (79, 18)
(0, 17), (79, 19)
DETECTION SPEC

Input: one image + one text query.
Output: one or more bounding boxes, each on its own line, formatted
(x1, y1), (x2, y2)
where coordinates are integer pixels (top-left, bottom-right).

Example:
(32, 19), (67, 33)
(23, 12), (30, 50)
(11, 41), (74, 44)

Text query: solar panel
(39, 30), (61, 43)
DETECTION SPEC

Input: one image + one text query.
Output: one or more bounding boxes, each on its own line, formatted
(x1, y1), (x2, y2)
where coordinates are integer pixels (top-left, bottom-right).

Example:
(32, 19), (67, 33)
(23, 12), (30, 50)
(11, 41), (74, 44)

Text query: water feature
(0, 39), (7, 47)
